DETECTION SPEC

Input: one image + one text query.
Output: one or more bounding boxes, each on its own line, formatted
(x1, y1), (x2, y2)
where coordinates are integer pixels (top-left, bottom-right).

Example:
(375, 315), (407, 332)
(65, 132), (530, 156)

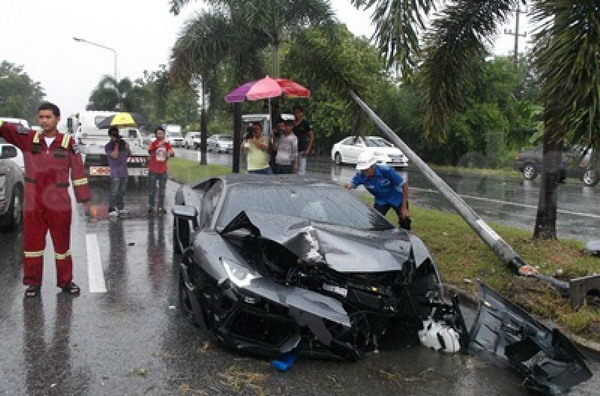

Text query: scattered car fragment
(470, 282), (593, 395)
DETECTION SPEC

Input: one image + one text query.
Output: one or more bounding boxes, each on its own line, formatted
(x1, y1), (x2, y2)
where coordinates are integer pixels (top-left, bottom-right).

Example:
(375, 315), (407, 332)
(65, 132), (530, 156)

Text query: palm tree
(169, 0), (336, 172)
(170, 4), (269, 172)
(86, 75), (144, 112)
(355, 0), (600, 240)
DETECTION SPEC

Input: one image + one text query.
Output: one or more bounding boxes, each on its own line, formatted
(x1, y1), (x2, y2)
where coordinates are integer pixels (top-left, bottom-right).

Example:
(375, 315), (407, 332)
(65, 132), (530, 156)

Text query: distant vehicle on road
(0, 142), (24, 171)
(207, 134), (233, 153)
(513, 145), (599, 186)
(0, 117), (30, 130)
(331, 136), (409, 167)
(184, 131), (201, 150)
(67, 111), (150, 181)
(0, 144), (24, 232)
(163, 124), (184, 147)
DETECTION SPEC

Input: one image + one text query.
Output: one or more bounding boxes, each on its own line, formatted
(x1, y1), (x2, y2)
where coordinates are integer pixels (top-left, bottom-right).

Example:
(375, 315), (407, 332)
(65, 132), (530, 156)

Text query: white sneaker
(108, 210), (119, 217)
(118, 209), (129, 215)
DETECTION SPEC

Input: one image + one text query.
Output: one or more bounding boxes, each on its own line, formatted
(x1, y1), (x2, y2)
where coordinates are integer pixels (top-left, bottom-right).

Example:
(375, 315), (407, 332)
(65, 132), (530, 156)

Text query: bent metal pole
(350, 90), (532, 274)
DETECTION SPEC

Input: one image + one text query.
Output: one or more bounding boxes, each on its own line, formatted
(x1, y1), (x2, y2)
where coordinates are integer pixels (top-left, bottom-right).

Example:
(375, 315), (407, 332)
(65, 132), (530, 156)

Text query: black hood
(220, 211), (411, 273)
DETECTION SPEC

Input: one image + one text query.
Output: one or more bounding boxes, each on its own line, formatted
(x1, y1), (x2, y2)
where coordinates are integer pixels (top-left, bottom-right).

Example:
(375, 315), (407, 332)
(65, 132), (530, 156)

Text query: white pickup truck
(66, 111), (150, 181)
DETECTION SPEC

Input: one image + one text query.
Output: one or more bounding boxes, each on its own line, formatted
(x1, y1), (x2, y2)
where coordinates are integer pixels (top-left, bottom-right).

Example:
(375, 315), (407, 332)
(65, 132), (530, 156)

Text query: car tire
(334, 152), (343, 165)
(0, 184), (23, 232)
(178, 266), (199, 327)
(582, 169), (599, 187)
(522, 163), (538, 180)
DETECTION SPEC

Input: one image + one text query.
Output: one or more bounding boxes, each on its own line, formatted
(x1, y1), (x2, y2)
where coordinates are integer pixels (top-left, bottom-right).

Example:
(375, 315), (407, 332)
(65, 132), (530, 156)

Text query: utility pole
(504, 8), (527, 64)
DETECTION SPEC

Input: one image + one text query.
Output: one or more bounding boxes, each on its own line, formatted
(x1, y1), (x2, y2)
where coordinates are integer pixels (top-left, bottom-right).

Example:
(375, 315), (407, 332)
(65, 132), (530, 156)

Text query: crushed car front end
(180, 210), (449, 360)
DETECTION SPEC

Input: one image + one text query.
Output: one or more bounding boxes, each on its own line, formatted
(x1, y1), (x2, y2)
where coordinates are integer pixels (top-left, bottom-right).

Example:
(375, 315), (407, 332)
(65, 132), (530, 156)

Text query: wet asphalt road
(0, 153), (599, 394)
(178, 148), (600, 242)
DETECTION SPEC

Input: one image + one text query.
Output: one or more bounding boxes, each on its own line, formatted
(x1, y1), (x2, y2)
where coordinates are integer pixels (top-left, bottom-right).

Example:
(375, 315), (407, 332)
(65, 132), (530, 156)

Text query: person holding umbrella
(105, 126), (131, 217)
(242, 122), (272, 174)
(292, 104), (314, 176)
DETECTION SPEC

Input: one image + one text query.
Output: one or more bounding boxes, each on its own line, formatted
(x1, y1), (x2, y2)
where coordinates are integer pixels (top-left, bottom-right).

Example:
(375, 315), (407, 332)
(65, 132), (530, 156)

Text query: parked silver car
(207, 134), (233, 153)
(184, 131), (201, 150)
(0, 143), (24, 232)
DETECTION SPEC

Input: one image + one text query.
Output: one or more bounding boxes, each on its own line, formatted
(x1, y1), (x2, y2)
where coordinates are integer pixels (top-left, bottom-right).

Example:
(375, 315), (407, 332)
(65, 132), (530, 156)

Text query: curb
(443, 283), (600, 358)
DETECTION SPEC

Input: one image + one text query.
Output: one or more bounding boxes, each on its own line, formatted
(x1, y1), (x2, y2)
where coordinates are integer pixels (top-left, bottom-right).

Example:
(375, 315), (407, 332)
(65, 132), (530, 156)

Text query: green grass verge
(365, 195), (600, 342)
(168, 157), (600, 341)
(168, 157), (232, 184)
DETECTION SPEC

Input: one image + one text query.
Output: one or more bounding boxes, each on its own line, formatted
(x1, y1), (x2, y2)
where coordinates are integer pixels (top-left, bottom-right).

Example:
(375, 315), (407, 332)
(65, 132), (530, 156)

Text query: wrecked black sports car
(172, 175), (592, 393)
(172, 175), (457, 360)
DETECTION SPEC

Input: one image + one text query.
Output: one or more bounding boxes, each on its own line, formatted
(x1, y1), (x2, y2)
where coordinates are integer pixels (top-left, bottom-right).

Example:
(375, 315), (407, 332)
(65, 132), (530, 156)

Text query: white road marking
(412, 187), (600, 220)
(86, 233), (107, 293)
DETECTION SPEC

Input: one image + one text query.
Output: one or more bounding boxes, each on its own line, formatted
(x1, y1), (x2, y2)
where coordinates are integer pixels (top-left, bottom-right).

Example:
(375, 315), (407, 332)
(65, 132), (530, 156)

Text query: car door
(347, 138), (365, 163)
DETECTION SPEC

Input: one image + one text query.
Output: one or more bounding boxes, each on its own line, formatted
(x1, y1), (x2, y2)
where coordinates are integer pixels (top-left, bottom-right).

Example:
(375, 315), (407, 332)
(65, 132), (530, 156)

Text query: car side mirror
(172, 205), (199, 229)
(0, 145), (18, 160)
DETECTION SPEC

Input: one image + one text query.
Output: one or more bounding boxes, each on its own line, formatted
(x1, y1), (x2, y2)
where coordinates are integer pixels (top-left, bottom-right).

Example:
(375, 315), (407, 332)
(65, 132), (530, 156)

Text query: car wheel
(334, 152), (343, 165)
(0, 184), (23, 232)
(178, 266), (199, 327)
(582, 169), (599, 186)
(522, 163), (538, 180)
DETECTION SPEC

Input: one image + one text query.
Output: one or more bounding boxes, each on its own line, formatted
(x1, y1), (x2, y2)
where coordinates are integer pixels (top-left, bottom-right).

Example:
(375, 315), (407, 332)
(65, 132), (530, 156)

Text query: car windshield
(365, 138), (391, 148)
(220, 136), (233, 141)
(217, 184), (393, 231)
(170, 132), (183, 138)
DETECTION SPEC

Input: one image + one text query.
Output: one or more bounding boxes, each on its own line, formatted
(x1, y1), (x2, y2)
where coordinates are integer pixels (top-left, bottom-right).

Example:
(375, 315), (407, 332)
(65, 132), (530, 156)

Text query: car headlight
(221, 258), (261, 287)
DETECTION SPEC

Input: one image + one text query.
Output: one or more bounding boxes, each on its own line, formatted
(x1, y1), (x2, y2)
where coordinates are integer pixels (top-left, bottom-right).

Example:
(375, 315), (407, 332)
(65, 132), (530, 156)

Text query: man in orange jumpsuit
(0, 102), (91, 297)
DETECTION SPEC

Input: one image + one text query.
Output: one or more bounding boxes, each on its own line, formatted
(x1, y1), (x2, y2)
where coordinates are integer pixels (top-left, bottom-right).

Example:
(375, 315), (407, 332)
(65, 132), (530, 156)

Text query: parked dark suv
(513, 145), (599, 186)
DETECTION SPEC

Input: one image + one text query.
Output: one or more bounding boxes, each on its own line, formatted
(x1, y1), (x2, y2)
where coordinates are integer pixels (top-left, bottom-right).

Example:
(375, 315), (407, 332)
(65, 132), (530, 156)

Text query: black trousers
(374, 202), (411, 230)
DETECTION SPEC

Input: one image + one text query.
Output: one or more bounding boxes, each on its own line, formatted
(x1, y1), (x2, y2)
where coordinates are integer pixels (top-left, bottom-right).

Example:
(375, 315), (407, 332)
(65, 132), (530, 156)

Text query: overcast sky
(1, 1), (529, 122)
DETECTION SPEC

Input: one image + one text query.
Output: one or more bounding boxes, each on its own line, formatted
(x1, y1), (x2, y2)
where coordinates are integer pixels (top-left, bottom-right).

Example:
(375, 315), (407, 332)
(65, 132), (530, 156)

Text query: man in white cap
(343, 151), (410, 229)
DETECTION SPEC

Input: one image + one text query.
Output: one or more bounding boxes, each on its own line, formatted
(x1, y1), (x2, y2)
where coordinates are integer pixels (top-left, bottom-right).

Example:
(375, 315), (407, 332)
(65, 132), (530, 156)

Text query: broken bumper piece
(470, 281), (593, 395)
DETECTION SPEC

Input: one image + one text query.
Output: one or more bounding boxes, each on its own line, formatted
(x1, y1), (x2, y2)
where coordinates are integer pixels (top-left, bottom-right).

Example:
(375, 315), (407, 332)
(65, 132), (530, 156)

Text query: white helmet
(356, 151), (379, 170)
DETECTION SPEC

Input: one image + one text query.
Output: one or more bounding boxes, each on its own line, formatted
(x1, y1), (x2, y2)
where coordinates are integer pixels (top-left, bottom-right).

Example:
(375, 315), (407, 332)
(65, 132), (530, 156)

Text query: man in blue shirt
(343, 151), (410, 229)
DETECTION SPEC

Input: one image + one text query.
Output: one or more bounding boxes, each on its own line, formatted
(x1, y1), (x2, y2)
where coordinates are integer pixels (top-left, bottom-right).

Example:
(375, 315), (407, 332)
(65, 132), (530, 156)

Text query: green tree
(281, 24), (385, 149)
(0, 61), (45, 123)
(86, 75), (144, 112)
(169, 0), (336, 170)
(356, 0), (600, 240)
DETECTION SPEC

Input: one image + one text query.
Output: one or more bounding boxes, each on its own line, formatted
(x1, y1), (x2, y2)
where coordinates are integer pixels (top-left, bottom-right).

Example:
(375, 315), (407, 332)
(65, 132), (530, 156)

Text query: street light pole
(73, 37), (118, 81)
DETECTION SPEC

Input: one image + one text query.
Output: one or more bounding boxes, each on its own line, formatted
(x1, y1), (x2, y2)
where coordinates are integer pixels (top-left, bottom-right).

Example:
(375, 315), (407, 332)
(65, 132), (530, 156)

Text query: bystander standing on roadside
(273, 119), (298, 174)
(242, 122), (272, 174)
(147, 127), (174, 214)
(269, 119), (285, 172)
(343, 151), (411, 230)
(292, 104), (314, 176)
(105, 127), (131, 217)
(0, 102), (91, 297)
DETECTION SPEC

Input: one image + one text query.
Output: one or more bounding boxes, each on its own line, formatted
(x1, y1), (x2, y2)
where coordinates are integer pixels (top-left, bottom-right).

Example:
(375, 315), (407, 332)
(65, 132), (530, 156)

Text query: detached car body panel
(470, 282), (592, 395)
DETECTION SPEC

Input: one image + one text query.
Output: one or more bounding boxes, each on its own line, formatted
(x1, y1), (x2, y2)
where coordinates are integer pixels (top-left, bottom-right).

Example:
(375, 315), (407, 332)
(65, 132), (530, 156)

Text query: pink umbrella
(224, 76), (310, 103)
